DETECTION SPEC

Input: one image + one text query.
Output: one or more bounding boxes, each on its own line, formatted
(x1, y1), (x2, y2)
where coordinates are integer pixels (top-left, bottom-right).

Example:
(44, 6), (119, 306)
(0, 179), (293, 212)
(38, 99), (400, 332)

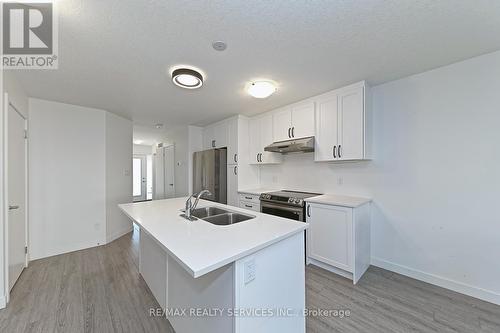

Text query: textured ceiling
(14, 0), (500, 130)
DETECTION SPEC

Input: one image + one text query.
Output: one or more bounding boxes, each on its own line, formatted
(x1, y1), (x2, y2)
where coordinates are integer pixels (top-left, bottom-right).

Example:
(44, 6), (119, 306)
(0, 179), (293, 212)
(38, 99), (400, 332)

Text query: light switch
(124, 169), (130, 176)
(244, 259), (256, 284)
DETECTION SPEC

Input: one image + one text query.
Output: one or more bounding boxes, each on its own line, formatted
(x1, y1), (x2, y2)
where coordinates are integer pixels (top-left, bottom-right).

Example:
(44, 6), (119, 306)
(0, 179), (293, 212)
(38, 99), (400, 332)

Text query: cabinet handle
(234, 166), (238, 175)
(258, 153), (262, 162)
(234, 154), (238, 163)
(212, 140), (215, 148)
(256, 154), (259, 162)
(244, 196), (252, 200)
(288, 128), (291, 138)
(307, 205), (311, 217)
(245, 204), (253, 208)
(292, 127), (295, 138)
(338, 145), (342, 158)
(333, 146), (337, 158)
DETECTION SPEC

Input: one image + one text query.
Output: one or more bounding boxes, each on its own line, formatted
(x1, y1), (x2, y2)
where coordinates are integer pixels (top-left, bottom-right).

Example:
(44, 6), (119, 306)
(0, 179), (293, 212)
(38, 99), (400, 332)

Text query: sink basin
(191, 206), (229, 219)
(202, 212), (255, 226)
(180, 206), (255, 225)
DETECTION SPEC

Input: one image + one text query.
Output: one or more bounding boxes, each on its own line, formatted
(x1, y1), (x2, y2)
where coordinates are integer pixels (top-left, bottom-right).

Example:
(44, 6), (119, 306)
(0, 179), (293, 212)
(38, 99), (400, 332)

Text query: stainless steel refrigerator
(192, 148), (227, 204)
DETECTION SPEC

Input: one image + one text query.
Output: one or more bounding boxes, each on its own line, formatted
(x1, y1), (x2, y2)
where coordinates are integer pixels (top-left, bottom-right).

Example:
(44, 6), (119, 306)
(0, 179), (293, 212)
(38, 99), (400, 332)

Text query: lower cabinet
(306, 202), (371, 284)
(238, 193), (261, 212)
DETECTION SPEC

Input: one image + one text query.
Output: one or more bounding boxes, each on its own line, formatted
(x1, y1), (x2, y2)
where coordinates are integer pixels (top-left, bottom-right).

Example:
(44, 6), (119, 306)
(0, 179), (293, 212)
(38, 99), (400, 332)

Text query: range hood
(264, 137), (315, 154)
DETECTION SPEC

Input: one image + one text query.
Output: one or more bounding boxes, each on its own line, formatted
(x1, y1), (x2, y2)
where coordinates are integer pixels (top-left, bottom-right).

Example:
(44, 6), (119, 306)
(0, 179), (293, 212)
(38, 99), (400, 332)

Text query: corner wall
(29, 99), (107, 260)
(105, 112), (133, 243)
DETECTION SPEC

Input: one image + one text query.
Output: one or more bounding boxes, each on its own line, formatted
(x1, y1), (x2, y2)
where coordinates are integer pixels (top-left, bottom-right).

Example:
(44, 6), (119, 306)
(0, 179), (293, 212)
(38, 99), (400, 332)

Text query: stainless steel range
(259, 190), (322, 222)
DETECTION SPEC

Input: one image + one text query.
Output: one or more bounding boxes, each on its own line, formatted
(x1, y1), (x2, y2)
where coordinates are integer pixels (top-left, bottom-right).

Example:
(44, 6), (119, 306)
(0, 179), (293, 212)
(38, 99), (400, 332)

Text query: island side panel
(167, 257), (234, 333)
(140, 228), (167, 308)
(234, 232), (306, 333)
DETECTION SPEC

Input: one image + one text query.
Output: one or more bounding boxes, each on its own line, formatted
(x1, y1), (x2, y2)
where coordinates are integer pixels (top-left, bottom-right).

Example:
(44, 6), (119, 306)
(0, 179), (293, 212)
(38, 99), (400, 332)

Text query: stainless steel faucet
(184, 190), (212, 220)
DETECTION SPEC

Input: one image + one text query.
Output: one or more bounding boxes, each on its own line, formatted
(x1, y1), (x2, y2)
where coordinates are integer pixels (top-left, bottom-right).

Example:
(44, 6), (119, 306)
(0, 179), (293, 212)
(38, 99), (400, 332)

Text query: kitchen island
(119, 197), (307, 333)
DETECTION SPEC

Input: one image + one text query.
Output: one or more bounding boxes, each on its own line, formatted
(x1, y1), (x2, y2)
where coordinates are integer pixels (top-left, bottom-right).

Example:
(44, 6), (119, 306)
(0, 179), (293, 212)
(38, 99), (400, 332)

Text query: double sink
(185, 206), (255, 226)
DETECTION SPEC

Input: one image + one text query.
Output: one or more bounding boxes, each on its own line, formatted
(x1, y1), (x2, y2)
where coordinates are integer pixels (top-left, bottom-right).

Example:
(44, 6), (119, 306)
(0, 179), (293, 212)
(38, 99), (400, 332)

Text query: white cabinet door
(272, 108), (292, 142)
(260, 114), (282, 164)
(213, 121), (228, 148)
(291, 102), (315, 139)
(338, 86), (364, 160)
(314, 92), (339, 161)
(307, 204), (353, 272)
(203, 125), (215, 149)
(227, 165), (239, 207)
(248, 117), (261, 165)
(227, 117), (238, 164)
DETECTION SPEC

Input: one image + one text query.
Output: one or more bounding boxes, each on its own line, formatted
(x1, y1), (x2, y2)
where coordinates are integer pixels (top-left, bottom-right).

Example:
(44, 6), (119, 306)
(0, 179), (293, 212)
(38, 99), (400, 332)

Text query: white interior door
(163, 145), (175, 198)
(8, 103), (27, 291)
(133, 155), (147, 201)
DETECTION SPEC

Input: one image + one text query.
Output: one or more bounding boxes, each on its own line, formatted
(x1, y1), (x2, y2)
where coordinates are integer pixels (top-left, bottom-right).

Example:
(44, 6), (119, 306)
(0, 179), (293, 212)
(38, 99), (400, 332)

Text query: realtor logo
(2, 0), (58, 69)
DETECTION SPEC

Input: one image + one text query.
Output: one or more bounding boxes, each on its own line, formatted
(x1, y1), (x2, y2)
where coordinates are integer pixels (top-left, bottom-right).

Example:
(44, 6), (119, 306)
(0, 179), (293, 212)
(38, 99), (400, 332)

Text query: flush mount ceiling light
(247, 81), (277, 99)
(171, 67), (204, 89)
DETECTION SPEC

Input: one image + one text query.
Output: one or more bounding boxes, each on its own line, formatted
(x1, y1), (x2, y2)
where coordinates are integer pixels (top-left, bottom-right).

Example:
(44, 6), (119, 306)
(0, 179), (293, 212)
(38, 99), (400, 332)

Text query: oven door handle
(260, 202), (304, 214)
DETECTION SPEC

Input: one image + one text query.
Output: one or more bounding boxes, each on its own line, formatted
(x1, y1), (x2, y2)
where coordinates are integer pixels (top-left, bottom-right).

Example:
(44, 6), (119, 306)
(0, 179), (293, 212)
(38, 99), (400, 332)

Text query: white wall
(105, 112), (133, 243)
(163, 126), (190, 197)
(29, 99), (107, 259)
(260, 50), (500, 304)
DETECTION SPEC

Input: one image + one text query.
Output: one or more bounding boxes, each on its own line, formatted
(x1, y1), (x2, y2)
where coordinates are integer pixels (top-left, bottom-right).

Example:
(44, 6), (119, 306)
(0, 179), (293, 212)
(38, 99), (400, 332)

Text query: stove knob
(295, 199), (302, 204)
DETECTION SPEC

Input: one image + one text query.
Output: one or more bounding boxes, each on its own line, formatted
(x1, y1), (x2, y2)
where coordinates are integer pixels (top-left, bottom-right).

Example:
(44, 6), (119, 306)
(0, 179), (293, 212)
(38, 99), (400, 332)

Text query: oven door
(260, 201), (304, 221)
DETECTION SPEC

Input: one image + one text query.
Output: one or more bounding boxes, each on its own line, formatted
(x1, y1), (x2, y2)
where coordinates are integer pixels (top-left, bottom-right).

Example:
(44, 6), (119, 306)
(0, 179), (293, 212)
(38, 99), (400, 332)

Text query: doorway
(6, 99), (28, 292)
(133, 154), (153, 202)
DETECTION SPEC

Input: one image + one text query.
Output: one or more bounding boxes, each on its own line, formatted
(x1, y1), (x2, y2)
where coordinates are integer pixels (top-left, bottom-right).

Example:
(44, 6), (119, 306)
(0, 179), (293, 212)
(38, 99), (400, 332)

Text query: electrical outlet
(244, 259), (256, 284)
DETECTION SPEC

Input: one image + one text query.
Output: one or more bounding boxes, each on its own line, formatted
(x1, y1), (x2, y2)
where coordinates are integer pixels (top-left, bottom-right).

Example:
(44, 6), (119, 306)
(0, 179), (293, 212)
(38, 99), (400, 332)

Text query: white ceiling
(14, 0), (500, 130)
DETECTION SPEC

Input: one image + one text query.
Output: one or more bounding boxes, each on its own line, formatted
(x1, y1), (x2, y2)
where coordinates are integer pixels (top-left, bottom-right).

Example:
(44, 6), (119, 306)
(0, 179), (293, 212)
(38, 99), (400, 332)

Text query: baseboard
(106, 226), (133, 244)
(0, 295), (6, 309)
(371, 257), (500, 306)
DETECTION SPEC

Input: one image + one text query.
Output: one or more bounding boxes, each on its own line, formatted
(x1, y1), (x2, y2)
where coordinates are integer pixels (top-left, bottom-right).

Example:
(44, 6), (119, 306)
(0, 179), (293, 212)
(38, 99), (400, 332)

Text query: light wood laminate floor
(1, 228), (499, 333)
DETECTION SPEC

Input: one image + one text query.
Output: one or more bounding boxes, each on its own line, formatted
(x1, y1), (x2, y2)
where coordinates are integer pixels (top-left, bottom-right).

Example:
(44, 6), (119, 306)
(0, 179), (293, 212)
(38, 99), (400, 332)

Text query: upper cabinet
(203, 121), (228, 149)
(272, 101), (315, 142)
(315, 81), (370, 162)
(249, 114), (283, 165)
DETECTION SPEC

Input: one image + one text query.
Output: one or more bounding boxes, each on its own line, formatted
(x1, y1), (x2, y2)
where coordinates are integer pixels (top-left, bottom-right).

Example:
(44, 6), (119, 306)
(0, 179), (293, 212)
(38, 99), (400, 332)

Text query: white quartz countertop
(305, 194), (371, 208)
(238, 188), (279, 195)
(119, 197), (307, 278)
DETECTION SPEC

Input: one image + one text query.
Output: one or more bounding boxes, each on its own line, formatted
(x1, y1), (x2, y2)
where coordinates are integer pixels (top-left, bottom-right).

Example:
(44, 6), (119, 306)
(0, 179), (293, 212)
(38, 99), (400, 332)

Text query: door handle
(288, 128), (291, 138)
(9, 205), (19, 211)
(292, 127), (295, 138)
(338, 145), (342, 158)
(234, 154), (238, 163)
(234, 166), (238, 175)
(333, 146), (337, 158)
(307, 205), (311, 217)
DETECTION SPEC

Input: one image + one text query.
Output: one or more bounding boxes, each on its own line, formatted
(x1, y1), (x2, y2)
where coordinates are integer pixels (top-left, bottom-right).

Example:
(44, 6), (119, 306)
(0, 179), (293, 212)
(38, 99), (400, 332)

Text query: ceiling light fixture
(247, 81), (277, 99)
(171, 68), (203, 89)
